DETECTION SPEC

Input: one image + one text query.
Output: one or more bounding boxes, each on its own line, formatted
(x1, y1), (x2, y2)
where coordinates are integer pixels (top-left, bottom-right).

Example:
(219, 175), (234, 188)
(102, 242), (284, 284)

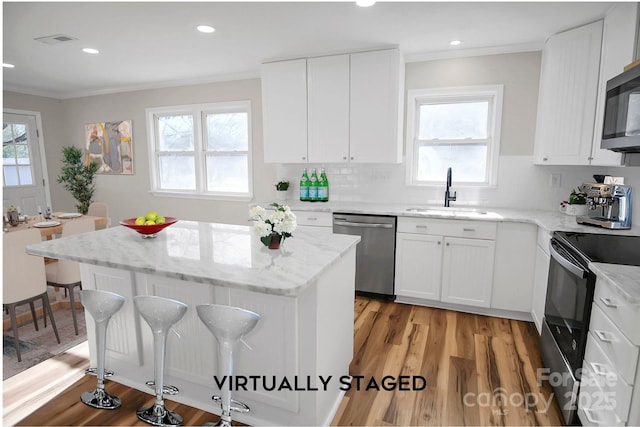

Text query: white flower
(269, 210), (285, 223)
(253, 220), (272, 237)
(275, 217), (297, 234)
(249, 206), (266, 221)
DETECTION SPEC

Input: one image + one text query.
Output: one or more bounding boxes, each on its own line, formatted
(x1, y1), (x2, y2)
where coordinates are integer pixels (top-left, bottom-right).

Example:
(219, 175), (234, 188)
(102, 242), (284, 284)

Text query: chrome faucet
(444, 167), (457, 207)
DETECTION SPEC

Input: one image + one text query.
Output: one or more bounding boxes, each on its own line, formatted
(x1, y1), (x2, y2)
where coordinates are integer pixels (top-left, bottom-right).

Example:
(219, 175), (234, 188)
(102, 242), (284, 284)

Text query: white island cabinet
(26, 221), (360, 426)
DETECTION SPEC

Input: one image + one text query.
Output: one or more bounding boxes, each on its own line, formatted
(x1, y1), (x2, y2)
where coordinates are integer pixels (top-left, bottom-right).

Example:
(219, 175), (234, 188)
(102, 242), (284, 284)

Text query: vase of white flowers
(249, 203), (297, 249)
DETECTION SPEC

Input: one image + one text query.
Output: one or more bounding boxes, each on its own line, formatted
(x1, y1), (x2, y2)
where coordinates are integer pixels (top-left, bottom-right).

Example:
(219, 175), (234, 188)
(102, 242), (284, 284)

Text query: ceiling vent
(34, 34), (78, 45)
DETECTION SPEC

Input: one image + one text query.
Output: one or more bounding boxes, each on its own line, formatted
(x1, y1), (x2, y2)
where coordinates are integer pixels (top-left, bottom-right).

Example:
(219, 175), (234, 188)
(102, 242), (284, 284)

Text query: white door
(441, 237), (495, 308)
(394, 232), (443, 301)
(3, 112), (49, 215)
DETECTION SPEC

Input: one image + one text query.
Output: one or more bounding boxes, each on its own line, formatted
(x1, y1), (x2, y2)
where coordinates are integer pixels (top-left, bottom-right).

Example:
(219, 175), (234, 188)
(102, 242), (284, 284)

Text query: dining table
(4, 212), (108, 239)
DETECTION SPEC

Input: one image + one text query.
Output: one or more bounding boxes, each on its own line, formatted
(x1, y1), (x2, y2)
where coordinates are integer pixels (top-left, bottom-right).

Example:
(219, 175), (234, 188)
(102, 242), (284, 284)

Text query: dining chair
(3, 228), (60, 362)
(87, 202), (109, 229)
(46, 218), (95, 335)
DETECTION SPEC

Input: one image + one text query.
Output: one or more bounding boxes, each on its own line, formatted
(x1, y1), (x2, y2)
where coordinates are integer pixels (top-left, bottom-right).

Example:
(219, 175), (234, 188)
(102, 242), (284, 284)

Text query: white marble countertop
(26, 220), (360, 297)
(590, 262), (640, 304)
(260, 200), (640, 236)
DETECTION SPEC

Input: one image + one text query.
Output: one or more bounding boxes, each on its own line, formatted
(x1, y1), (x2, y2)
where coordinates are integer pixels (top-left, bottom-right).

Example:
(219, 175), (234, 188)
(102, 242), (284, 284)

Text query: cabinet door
(262, 59), (308, 163)
(590, 3), (637, 166)
(350, 49), (403, 163)
(394, 232), (442, 300)
(441, 237), (495, 308)
(307, 55), (350, 163)
(532, 244), (550, 334)
(534, 20), (603, 165)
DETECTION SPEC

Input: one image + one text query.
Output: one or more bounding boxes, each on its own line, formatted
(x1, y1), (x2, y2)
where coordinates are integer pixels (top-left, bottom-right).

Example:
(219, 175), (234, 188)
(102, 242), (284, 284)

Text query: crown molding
(404, 42), (544, 63)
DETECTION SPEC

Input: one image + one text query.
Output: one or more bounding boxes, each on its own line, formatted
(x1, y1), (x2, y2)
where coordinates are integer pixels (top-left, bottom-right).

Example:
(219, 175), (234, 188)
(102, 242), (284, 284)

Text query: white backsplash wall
(278, 157), (640, 213)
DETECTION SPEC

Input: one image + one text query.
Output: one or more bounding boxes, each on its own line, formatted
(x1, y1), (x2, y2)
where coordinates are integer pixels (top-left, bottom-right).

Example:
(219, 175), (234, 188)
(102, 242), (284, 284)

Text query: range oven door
(541, 238), (596, 425)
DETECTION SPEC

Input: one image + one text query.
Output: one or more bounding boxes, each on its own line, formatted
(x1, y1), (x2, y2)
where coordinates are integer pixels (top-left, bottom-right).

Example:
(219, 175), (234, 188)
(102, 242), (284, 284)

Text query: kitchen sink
(405, 207), (501, 219)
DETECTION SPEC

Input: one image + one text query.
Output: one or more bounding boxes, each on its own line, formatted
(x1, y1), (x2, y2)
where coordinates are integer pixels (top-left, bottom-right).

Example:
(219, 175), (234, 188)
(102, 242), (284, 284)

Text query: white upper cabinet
(534, 5), (639, 166)
(262, 48), (404, 164)
(534, 20), (603, 165)
(262, 59), (308, 163)
(307, 54), (350, 163)
(350, 49), (404, 163)
(590, 3), (639, 166)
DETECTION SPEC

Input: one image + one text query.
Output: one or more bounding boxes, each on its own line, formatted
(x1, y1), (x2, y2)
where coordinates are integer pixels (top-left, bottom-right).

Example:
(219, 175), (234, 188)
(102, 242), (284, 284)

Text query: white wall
(5, 79), (276, 225)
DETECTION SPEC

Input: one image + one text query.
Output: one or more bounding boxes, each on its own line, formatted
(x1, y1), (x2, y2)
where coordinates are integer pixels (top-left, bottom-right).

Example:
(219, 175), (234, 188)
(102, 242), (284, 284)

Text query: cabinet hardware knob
(599, 297), (617, 308)
(343, 156), (347, 160)
(590, 362), (609, 376)
(588, 157), (594, 161)
(415, 225), (428, 229)
(350, 157), (354, 160)
(308, 217), (317, 221)
(543, 157), (548, 161)
(437, 241), (441, 245)
(446, 242), (450, 246)
(302, 157), (306, 160)
(463, 228), (475, 232)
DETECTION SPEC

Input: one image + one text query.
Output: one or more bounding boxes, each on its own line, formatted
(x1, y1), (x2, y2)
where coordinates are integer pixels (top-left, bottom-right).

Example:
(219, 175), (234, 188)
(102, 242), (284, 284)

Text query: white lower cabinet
(579, 274), (640, 426)
(395, 217), (496, 309)
(394, 233), (442, 300)
(441, 237), (495, 308)
(531, 229), (551, 333)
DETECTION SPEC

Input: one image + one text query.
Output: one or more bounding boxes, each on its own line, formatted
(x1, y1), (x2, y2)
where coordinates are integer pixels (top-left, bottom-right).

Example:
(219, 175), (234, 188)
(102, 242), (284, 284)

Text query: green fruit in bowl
(156, 216), (166, 225)
(145, 211), (159, 222)
(135, 216), (146, 225)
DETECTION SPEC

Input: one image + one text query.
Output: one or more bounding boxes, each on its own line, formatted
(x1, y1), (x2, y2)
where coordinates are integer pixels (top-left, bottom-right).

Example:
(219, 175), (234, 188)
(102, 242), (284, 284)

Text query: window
(147, 101), (252, 199)
(406, 85), (503, 186)
(3, 122), (34, 186)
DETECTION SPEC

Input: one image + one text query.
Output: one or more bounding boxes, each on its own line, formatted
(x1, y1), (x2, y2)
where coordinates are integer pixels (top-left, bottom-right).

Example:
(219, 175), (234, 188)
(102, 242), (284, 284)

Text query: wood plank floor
(5, 297), (564, 426)
(331, 297), (564, 426)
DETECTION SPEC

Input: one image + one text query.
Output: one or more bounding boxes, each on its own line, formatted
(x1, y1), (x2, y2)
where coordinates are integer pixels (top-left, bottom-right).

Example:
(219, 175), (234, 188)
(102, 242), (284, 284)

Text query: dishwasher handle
(333, 220), (394, 229)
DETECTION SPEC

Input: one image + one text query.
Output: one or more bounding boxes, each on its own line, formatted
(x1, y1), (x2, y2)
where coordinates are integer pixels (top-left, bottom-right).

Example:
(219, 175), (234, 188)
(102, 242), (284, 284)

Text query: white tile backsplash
(277, 157), (640, 213)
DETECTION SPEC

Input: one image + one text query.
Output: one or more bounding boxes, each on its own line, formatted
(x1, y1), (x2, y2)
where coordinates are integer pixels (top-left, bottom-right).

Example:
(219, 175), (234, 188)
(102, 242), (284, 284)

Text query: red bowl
(120, 217), (178, 237)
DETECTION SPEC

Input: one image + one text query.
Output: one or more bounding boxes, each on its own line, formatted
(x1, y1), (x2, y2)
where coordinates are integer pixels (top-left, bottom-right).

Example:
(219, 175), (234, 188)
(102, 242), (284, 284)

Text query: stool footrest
(145, 380), (180, 395)
(212, 395), (250, 413)
(85, 367), (114, 377)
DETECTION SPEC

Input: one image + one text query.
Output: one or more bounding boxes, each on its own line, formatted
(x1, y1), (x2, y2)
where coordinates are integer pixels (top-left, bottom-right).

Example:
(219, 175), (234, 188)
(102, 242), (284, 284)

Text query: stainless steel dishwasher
(332, 213), (396, 299)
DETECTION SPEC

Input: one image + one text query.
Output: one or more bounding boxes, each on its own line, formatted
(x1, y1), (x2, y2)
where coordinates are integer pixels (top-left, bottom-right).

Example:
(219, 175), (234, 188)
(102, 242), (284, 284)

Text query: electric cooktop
(554, 231), (640, 267)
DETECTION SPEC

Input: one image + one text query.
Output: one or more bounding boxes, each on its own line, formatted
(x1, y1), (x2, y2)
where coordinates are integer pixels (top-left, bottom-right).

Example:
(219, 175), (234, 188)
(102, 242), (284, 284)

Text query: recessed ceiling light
(356, 0), (376, 7)
(450, 40), (462, 46)
(197, 25), (215, 33)
(82, 48), (100, 54)
(3, 63), (15, 68)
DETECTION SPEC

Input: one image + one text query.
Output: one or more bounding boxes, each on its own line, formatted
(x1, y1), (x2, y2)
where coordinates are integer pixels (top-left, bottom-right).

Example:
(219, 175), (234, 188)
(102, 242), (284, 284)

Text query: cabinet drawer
(397, 217), (497, 239)
(594, 275), (640, 345)
(588, 304), (639, 385)
(292, 210), (332, 227)
(583, 336), (633, 420)
(578, 367), (631, 426)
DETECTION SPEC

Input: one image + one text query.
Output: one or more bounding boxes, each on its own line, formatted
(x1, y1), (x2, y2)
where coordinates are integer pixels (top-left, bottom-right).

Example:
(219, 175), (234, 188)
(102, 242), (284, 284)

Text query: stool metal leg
(80, 290), (124, 410)
(135, 295), (187, 427)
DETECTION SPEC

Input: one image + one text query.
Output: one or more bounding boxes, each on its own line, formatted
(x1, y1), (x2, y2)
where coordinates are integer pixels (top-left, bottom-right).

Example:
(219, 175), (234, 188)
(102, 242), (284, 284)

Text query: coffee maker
(576, 184), (632, 229)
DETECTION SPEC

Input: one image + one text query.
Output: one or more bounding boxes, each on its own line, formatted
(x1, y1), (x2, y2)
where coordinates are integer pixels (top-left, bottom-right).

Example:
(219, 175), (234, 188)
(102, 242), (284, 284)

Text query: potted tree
(57, 146), (99, 214)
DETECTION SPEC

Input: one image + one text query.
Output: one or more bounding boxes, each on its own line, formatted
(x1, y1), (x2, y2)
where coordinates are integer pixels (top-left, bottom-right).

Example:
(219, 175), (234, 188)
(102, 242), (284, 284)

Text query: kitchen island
(26, 221), (360, 426)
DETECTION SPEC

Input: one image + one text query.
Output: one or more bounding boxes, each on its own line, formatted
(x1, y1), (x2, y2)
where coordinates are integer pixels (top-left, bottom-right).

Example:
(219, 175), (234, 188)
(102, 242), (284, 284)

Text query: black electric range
(554, 231), (640, 267)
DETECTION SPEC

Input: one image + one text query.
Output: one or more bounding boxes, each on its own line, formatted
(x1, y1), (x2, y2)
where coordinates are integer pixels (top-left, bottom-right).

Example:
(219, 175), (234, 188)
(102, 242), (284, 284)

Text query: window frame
(405, 85), (503, 188)
(146, 101), (253, 201)
(3, 122), (34, 187)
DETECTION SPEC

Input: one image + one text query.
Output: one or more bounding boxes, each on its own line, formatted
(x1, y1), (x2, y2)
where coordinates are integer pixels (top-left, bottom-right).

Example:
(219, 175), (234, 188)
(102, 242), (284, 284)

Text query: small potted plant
(275, 180), (290, 201)
(249, 203), (297, 249)
(57, 146), (99, 214)
(560, 188), (588, 216)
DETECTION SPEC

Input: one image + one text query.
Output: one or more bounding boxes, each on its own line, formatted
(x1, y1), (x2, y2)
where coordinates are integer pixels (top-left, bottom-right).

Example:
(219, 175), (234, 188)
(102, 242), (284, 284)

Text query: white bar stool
(79, 289), (125, 410)
(196, 304), (260, 427)
(134, 295), (188, 427)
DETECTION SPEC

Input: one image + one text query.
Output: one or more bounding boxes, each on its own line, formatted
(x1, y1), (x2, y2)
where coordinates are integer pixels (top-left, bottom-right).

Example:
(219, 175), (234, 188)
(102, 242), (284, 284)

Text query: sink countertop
(260, 200), (640, 237)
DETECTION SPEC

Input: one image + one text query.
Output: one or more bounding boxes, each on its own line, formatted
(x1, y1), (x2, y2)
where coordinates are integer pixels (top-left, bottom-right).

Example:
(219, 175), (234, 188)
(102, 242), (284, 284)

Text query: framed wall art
(85, 120), (133, 175)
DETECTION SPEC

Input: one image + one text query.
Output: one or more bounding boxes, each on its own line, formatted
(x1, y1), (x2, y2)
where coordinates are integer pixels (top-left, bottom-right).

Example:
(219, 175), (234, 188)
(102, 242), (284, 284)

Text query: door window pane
(4, 166), (18, 186)
(159, 154), (195, 190)
(418, 101), (489, 140)
(206, 112), (248, 151)
(417, 145), (487, 182)
(206, 154), (248, 193)
(18, 166), (33, 185)
(158, 115), (194, 151)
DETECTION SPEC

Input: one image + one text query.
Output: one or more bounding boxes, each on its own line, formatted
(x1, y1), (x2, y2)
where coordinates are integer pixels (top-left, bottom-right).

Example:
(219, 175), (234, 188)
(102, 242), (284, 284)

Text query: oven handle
(549, 240), (587, 279)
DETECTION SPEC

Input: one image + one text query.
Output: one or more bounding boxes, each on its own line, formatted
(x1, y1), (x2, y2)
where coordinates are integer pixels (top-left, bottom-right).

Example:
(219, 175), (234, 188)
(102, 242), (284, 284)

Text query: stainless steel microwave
(601, 64), (640, 152)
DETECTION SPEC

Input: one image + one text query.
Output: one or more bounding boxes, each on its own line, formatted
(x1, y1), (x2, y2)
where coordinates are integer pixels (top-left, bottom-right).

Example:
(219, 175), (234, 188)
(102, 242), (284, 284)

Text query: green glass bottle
(318, 168), (329, 202)
(299, 168), (310, 201)
(309, 168), (319, 202)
